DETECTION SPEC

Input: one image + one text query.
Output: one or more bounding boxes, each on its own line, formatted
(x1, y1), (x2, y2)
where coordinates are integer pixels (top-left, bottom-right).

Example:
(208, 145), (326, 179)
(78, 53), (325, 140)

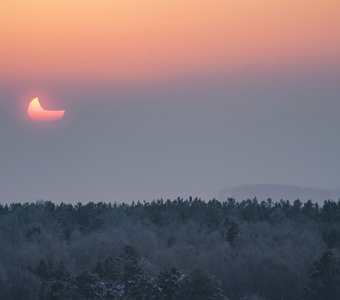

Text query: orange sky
(1, 0), (340, 84)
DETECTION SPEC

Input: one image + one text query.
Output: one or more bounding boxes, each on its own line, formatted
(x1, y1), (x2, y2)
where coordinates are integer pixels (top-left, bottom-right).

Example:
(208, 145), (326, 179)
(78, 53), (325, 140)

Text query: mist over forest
(0, 197), (340, 300)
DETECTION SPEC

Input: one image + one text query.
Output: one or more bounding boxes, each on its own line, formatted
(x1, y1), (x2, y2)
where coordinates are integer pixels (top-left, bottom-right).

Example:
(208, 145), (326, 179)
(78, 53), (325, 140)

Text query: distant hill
(219, 184), (340, 202)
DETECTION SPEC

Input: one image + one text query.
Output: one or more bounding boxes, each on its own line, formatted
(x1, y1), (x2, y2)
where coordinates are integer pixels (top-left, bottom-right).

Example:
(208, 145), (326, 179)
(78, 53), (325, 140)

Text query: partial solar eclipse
(28, 97), (65, 122)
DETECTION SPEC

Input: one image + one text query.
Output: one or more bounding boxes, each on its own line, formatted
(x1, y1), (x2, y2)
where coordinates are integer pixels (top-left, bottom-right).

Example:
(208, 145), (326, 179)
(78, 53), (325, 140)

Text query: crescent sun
(28, 97), (65, 122)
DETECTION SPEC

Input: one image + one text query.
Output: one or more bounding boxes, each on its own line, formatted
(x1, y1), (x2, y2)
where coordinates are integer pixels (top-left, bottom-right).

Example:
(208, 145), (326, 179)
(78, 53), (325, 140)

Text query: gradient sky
(0, 1), (340, 203)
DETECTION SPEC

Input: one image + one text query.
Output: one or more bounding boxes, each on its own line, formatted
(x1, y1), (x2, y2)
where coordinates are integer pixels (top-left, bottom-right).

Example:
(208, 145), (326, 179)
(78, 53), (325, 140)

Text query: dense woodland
(0, 198), (340, 300)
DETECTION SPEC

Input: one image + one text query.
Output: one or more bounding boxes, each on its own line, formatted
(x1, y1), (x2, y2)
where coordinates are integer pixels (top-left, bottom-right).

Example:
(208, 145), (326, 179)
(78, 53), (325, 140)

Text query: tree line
(0, 197), (339, 299)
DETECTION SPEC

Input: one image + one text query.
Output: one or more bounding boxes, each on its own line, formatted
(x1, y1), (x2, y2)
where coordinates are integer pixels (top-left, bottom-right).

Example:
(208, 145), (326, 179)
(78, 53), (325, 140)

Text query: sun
(28, 97), (65, 122)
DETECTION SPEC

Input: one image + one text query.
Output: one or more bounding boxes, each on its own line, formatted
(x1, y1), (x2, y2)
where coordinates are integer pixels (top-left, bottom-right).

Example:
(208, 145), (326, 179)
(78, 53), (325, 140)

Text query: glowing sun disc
(28, 97), (65, 122)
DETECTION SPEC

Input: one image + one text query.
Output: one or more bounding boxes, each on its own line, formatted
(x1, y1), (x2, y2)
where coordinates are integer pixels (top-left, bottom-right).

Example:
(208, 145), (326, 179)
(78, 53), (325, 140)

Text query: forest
(0, 197), (339, 300)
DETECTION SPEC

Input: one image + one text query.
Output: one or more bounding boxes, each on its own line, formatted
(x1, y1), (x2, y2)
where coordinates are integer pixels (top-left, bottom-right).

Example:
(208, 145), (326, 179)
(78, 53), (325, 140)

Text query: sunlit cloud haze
(0, 1), (340, 203)
(1, 0), (340, 83)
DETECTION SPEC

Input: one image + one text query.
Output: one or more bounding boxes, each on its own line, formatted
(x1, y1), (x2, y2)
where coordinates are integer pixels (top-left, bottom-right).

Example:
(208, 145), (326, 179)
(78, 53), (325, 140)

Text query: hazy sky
(0, 1), (340, 203)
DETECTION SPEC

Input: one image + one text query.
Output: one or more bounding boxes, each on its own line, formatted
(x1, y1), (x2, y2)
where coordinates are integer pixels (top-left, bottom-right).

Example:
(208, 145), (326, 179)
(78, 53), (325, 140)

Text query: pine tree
(226, 221), (239, 246)
(304, 250), (340, 300)
(75, 271), (98, 299)
(157, 268), (185, 299)
(180, 269), (227, 300)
